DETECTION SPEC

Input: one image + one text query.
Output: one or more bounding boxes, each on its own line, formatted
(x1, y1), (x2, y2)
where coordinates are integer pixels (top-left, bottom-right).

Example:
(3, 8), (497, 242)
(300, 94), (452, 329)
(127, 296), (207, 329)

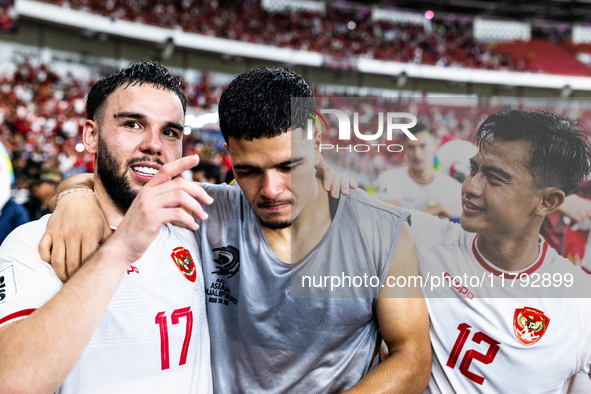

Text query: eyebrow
(114, 112), (184, 132)
(470, 158), (513, 180)
(233, 157), (305, 171)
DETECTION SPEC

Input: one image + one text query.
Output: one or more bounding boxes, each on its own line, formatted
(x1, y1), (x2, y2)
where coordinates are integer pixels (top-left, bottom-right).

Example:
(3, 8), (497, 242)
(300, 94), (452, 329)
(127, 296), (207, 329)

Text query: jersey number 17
(155, 307), (193, 370)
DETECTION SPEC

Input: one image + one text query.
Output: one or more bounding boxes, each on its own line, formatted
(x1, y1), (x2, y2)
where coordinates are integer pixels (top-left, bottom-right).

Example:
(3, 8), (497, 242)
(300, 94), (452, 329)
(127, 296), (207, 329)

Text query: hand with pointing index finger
(108, 155), (214, 266)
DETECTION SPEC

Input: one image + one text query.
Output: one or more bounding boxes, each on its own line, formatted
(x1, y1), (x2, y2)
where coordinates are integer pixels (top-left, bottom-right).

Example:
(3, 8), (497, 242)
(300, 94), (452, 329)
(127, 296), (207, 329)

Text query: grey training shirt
(197, 183), (409, 393)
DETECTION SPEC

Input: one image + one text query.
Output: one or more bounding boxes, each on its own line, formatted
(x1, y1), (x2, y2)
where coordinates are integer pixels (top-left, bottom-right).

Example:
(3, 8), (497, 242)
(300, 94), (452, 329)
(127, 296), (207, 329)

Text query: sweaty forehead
(476, 138), (533, 173)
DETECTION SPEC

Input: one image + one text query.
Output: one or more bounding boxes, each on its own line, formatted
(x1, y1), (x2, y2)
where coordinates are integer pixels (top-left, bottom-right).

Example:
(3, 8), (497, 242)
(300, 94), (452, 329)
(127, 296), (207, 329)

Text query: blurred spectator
(540, 180), (591, 265)
(0, 196), (30, 245)
(0, 0), (17, 33)
(192, 161), (221, 184)
(374, 122), (462, 220)
(0, 141), (29, 244)
(24, 168), (62, 220)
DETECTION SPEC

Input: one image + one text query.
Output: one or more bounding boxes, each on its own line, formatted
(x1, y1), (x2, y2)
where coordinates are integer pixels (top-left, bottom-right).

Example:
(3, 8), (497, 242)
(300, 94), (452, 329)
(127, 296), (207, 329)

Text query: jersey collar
(472, 234), (548, 279)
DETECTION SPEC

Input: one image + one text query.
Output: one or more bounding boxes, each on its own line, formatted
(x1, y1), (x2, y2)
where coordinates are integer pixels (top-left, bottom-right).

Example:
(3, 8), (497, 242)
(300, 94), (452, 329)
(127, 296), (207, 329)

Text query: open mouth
(463, 199), (485, 212)
(132, 166), (158, 177)
(130, 165), (160, 182)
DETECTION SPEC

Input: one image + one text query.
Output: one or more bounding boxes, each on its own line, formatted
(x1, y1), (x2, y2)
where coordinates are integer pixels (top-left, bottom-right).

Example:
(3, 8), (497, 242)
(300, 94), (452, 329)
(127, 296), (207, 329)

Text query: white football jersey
(410, 211), (591, 394)
(0, 215), (212, 394)
(375, 167), (462, 218)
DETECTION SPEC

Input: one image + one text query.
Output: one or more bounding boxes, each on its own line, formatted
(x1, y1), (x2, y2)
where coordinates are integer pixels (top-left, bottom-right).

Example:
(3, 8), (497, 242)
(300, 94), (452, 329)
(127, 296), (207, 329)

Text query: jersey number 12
(446, 323), (501, 385)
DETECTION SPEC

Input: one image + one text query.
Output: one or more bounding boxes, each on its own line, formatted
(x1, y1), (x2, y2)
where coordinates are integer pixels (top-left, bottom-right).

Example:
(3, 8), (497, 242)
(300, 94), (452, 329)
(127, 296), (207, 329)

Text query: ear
(534, 188), (566, 217)
(223, 142), (228, 151)
(313, 126), (322, 166)
(83, 119), (99, 154)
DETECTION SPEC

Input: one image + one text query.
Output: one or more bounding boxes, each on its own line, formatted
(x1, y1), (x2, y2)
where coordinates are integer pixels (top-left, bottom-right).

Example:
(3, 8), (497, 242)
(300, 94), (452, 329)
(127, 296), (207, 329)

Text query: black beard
(259, 219), (292, 230)
(96, 136), (139, 211)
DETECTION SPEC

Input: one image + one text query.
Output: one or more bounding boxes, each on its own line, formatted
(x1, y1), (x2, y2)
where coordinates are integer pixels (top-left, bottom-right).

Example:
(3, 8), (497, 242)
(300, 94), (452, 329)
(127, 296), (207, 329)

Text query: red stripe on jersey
(0, 308), (36, 326)
(472, 235), (548, 279)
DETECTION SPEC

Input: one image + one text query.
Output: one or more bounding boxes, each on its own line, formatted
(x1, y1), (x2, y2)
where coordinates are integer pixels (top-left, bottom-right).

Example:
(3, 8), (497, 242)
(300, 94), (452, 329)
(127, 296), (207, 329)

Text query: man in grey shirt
(201, 67), (430, 392)
(40, 67), (431, 393)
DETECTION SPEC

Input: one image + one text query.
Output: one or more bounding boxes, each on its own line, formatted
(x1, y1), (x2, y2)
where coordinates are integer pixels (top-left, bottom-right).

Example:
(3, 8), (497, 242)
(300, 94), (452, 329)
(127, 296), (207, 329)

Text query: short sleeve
(0, 216), (63, 327)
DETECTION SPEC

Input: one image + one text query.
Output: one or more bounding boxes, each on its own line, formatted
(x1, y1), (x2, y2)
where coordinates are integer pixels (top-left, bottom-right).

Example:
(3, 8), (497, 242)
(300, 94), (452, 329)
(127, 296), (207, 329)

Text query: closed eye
(279, 164), (298, 172)
(235, 168), (259, 176)
(488, 174), (502, 182)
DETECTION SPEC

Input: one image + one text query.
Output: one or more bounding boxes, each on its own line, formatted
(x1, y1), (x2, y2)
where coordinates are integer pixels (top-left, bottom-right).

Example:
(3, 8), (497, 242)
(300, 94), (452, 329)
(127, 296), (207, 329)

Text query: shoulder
(197, 182), (252, 234)
(164, 223), (199, 247)
(408, 209), (466, 253)
(544, 250), (591, 297)
(199, 182), (244, 214)
(344, 188), (409, 221)
(201, 182), (242, 198)
(0, 215), (55, 275)
(1, 215), (49, 250)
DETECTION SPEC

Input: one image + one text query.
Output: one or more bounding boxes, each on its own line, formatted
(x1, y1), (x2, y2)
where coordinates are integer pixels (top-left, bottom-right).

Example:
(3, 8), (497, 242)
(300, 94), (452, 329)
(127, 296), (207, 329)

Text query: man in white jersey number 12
(411, 109), (591, 393)
(0, 62), (214, 393)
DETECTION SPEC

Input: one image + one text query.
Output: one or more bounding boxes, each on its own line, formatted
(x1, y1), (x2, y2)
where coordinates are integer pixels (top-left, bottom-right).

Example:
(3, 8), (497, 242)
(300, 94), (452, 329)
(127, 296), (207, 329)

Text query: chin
(459, 216), (479, 233)
(260, 218), (292, 230)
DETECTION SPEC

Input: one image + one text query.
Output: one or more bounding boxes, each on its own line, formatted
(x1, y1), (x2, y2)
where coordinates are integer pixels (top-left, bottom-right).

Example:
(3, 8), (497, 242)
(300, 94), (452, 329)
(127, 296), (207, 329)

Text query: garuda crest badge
(171, 247), (197, 283)
(513, 307), (550, 346)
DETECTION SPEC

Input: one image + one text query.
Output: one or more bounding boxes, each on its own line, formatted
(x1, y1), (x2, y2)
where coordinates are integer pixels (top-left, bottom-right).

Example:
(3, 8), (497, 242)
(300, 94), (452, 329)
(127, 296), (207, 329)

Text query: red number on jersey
(155, 312), (170, 370)
(446, 323), (501, 385)
(155, 307), (194, 370)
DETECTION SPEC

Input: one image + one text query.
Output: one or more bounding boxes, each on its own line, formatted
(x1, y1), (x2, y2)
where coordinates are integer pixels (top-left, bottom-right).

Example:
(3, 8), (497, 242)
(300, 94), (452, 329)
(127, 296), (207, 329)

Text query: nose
(462, 171), (485, 199)
(139, 125), (162, 154)
(260, 170), (285, 199)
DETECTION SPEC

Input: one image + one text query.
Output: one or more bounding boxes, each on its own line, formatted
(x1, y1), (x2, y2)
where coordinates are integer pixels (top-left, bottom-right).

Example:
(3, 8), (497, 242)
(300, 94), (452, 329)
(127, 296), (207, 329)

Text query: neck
(476, 229), (542, 272)
(94, 178), (125, 228)
(409, 167), (434, 183)
(262, 178), (331, 264)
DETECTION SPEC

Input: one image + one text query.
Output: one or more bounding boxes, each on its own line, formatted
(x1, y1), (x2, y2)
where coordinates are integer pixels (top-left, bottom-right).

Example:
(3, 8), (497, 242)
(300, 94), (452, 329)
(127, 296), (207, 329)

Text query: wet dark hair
(475, 109), (591, 195)
(218, 67), (315, 143)
(86, 61), (186, 121)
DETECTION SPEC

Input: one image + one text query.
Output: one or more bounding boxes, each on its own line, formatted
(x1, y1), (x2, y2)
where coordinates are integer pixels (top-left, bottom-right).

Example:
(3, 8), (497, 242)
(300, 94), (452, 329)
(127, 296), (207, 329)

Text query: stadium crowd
(37, 0), (524, 71)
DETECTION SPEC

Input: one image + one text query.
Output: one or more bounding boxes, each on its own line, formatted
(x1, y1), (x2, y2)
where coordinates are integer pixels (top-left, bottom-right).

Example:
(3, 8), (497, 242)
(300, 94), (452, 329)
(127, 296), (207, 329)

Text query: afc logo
(211, 245), (240, 278)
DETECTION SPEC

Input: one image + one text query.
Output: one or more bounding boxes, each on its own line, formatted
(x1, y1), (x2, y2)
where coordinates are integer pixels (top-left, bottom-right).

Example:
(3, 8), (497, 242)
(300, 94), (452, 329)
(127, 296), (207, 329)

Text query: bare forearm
(345, 346), (431, 394)
(350, 229), (431, 394)
(0, 240), (127, 393)
(48, 173), (95, 212)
